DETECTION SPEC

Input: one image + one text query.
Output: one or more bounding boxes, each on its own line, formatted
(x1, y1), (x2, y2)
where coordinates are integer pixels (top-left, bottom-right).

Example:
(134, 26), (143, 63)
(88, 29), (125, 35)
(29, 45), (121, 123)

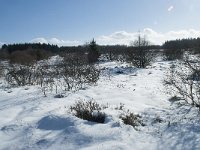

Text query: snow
(0, 59), (200, 150)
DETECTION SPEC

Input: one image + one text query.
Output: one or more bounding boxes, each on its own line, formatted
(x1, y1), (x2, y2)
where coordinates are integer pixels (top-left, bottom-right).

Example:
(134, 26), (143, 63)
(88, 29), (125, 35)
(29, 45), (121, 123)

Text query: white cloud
(96, 28), (200, 45)
(0, 41), (5, 47)
(97, 31), (137, 45)
(31, 38), (48, 44)
(168, 5), (174, 12)
(48, 38), (81, 46)
(30, 29), (200, 46)
(30, 38), (82, 46)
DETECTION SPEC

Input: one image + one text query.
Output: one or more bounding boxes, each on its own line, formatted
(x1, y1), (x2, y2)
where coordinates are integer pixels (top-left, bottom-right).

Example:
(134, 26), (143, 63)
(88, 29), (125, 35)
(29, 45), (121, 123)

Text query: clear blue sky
(0, 0), (200, 45)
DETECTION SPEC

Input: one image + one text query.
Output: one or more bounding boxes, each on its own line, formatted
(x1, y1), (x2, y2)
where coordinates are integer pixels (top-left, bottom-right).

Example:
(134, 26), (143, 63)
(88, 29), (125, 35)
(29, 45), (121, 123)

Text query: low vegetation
(1, 37), (200, 117)
(70, 100), (106, 123)
(120, 111), (144, 128)
(2, 50), (100, 96)
(165, 54), (200, 109)
(69, 100), (145, 128)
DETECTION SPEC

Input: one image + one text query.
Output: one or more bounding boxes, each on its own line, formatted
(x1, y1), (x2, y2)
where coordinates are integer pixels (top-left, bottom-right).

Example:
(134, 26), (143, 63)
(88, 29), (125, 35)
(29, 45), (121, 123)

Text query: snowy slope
(0, 60), (200, 150)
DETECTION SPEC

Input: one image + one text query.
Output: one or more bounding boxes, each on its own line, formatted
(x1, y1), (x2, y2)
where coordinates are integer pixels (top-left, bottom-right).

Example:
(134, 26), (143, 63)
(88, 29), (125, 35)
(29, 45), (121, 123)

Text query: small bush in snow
(120, 110), (144, 128)
(70, 100), (105, 123)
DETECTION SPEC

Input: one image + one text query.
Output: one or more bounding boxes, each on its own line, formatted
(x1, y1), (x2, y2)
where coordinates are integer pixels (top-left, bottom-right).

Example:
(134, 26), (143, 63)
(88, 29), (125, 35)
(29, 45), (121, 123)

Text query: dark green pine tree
(87, 39), (100, 63)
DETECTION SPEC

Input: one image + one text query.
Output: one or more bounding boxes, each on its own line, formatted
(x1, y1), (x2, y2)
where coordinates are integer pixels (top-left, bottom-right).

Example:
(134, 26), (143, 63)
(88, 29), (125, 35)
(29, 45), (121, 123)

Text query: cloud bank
(29, 28), (200, 46)
(30, 38), (82, 46)
(96, 28), (200, 45)
(0, 42), (4, 47)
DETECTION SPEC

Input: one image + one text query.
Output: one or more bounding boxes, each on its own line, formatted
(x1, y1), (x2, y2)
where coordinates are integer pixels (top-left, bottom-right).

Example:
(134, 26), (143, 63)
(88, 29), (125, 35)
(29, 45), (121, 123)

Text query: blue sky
(0, 0), (200, 46)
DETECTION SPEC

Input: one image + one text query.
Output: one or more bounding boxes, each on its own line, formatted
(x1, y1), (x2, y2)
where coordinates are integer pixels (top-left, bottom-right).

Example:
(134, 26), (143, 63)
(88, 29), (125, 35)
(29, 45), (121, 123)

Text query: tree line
(1, 43), (59, 53)
(163, 38), (200, 50)
(1, 37), (200, 54)
(1, 37), (200, 66)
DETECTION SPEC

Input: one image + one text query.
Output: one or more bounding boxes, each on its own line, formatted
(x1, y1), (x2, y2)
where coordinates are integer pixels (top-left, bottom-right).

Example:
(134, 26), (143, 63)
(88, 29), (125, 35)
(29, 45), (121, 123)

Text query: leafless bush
(0, 63), (3, 77)
(114, 103), (144, 128)
(4, 53), (100, 96)
(5, 64), (35, 86)
(34, 62), (61, 96)
(126, 48), (155, 68)
(60, 53), (100, 91)
(70, 100), (105, 123)
(0, 50), (9, 60)
(35, 63), (56, 88)
(120, 110), (144, 128)
(165, 54), (200, 109)
(163, 49), (184, 61)
(128, 35), (155, 68)
(9, 50), (35, 65)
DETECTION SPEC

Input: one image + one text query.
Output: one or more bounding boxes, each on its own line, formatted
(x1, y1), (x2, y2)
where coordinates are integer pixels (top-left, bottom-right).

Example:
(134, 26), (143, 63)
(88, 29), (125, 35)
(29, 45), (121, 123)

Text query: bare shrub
(9, 50), (35, 65)
(4, 52), (100, 96)
(61, 53), (100, 91)
(165, 54), (200, 109)
(82, 64), (100, 84)
(128, 35), (155, 68)
(0, 63), (3, 77)
(70, 100), (105, 123)
(35, 62), (56, 87)
(5, 64), (35, 86)
(0, 50), (9, 60)
(163, 49), (184, 61)
(26, 48), (51, 61)
(120, 110), (144, 128)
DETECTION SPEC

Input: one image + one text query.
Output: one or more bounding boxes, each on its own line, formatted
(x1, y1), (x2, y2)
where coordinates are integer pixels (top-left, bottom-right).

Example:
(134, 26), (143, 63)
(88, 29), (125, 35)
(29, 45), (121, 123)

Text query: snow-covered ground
(1, 60), (200, 150)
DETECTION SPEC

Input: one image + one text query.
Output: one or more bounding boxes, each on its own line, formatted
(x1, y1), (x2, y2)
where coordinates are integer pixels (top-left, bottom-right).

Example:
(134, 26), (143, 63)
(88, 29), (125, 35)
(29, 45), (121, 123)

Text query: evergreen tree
(87, 39), (100, 63)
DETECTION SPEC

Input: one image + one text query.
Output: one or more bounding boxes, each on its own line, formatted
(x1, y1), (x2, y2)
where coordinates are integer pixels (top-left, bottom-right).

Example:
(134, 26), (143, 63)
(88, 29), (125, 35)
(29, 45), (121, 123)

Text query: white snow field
(1, 60), (200, 150)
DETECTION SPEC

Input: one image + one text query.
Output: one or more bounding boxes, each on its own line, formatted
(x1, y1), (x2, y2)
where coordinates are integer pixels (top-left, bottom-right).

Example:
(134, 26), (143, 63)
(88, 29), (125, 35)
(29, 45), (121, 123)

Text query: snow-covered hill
(0, 60), (200, 150)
